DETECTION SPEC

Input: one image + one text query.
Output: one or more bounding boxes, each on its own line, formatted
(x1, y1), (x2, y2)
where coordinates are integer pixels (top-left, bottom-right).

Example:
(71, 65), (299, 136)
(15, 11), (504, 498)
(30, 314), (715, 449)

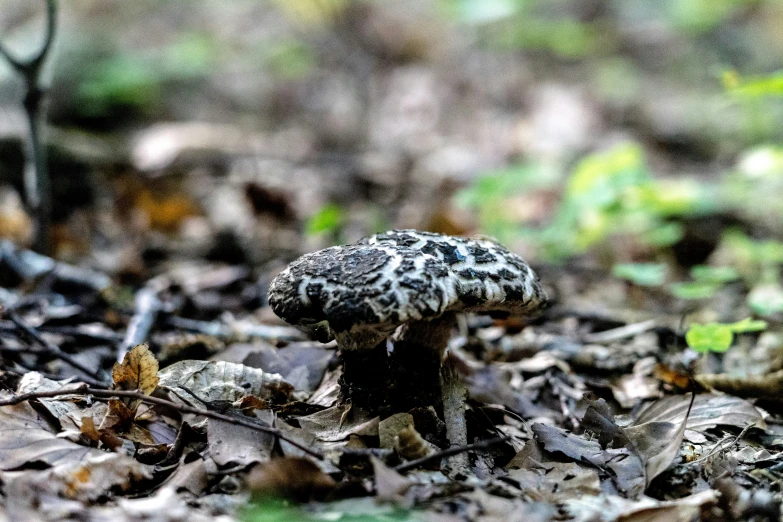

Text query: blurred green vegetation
(457, 143), (714, 261)
(243, 497), (420, 522)
(686, 318), (767, 354)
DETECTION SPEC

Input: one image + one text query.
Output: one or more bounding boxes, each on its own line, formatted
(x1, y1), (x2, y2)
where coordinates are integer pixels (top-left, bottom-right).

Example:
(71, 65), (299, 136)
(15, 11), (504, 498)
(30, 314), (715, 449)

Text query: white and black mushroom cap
(268, 230), (547, 349)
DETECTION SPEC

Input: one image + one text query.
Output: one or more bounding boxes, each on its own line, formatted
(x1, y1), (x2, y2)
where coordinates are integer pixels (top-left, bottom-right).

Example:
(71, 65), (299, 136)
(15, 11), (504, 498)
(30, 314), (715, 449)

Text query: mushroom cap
(268, 230), (546, 349)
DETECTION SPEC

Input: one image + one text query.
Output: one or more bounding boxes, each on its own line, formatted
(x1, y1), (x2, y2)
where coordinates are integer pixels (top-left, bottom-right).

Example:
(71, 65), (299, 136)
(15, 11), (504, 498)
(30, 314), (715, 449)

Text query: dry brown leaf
(99, 398), (136, 432)
(379, 413), (414, 450)
(112, 343), (159, 411)
(247, 457), (336, 501)
(371, 457), (412, 506)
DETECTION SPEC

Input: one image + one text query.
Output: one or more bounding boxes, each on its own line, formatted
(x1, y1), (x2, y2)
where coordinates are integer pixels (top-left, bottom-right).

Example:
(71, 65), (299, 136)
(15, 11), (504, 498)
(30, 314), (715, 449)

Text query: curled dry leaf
(112, 343), (159, 412)
(158, 360), (293, 404)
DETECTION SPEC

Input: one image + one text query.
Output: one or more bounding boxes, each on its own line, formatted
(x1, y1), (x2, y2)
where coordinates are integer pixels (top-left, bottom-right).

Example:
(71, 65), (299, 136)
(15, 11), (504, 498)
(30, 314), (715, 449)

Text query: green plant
(457, 143), (715, 262)
(669, 265), (739, 300)
(612, 262), (667, 287)
(305, 202), (345, 237)
(685, 318), (767, 354)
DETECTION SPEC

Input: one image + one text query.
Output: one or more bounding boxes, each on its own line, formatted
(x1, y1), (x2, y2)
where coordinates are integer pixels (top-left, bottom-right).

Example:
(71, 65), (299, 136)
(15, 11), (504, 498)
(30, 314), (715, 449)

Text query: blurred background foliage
(3, 0), (783, 315)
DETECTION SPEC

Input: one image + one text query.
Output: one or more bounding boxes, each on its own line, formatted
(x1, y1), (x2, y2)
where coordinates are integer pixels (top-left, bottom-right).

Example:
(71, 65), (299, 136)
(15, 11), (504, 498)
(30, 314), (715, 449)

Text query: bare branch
(8, 311), (110, 386)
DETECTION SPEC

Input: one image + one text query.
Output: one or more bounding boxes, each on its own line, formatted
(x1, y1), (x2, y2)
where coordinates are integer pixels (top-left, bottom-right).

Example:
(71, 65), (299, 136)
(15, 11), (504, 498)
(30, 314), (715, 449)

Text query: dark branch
(0, 0), (57, 73)
(0, 0), (59, 253)
(393, 436), (510, 473)
(8, 311), (110, 386)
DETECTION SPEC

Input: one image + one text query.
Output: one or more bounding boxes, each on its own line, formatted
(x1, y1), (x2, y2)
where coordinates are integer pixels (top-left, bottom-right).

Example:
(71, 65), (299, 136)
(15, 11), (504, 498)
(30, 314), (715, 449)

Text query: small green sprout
(305, 203), (345, 237)
(685, 318), (767, 354)
(669, 265), (740, 300)
(612, 263), (667, 287)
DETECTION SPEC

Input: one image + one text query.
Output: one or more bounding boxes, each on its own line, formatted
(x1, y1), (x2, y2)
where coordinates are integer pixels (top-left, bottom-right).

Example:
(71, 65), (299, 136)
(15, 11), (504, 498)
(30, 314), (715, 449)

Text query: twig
(0, 0), (58, 253)
(0, 385), (325, 461)
(688, 423), (756, 465)
(118, 287), (161, 362)
(164, 315), (307, 342)
(8, 311), (109, 386)
(393, 436), (509, 474)
(582, 319), (658, 344)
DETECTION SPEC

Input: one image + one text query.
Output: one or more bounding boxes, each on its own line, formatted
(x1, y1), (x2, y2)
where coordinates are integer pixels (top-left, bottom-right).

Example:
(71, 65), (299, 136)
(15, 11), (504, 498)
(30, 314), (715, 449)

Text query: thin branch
(393, 436), (509, 474)
(0, 386), (325, 462)
(8, 311), (110, 386)
(0, 0), (59, 253)
(0, 0), (57, 72)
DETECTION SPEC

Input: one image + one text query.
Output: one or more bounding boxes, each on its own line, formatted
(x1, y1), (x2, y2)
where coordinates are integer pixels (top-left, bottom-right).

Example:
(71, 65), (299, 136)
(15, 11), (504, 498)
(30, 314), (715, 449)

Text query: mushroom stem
(339, 340), (390, 409)
(396, 312), (470, 475)
(389, 313), (455, 413)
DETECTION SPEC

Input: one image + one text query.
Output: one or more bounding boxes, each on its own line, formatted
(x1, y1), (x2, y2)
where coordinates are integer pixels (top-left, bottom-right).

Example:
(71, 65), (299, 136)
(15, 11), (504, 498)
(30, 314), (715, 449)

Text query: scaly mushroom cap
(268, 230), (546, 349)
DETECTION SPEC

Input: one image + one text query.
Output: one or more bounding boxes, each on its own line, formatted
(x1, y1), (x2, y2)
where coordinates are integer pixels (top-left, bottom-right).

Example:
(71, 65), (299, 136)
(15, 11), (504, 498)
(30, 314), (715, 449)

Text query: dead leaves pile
(0, 336), (779, 522)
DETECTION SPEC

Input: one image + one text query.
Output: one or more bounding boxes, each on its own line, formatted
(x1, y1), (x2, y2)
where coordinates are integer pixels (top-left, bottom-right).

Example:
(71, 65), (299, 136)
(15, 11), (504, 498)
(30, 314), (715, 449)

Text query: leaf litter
(1, 249), (782, 521)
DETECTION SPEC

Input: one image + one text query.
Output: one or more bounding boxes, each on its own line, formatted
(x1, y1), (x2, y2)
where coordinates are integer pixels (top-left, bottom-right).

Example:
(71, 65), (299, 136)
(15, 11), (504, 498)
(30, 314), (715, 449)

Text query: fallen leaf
(564, 490), (717, 522)
(0, 399), (104, 470)
(247, 457), (336, 501)
(633, 393), (765, 432)
(112, 343), (159, 411)
(4, 452), (151, 503)
(371, 456), (412, 505)
(158, 360), (293, 404)
(208, 409), (275, 466)
(379, 413), (414, 449)
(298, 404), (379, 442)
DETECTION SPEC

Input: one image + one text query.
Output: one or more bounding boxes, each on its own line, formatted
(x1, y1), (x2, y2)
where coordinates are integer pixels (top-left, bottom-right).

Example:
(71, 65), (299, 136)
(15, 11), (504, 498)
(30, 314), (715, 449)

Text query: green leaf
(305, 203), (344, 236)
(728, 318), (768, 333)
(685, 323), (734, 353)
(690, 265), (739, 284)
(669, 281), (719, 300)
(612, 263), (667, 287)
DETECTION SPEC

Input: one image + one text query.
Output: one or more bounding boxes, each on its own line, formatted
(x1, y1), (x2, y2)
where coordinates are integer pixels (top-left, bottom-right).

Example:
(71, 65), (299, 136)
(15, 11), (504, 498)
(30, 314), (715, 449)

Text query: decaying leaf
(17, 373), (84, 421)
(208, 409), (275, 466)
(371, 457), (412, 505)
(297, 404), (379, 442)
(112, 343), (159, 411)
(247, 457), (336, 501)
(0, 399), (105, 470)
(633, 393), (765, 432)
(158, 360), (293, 404)
(3, 452), (152, 504)
(624, 393), (695, 491)
(564, 490), (717, 522)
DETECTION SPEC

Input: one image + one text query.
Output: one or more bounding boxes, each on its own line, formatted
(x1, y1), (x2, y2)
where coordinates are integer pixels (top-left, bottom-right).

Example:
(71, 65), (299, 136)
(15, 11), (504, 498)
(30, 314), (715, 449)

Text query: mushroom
(268, 230), (547, 416)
